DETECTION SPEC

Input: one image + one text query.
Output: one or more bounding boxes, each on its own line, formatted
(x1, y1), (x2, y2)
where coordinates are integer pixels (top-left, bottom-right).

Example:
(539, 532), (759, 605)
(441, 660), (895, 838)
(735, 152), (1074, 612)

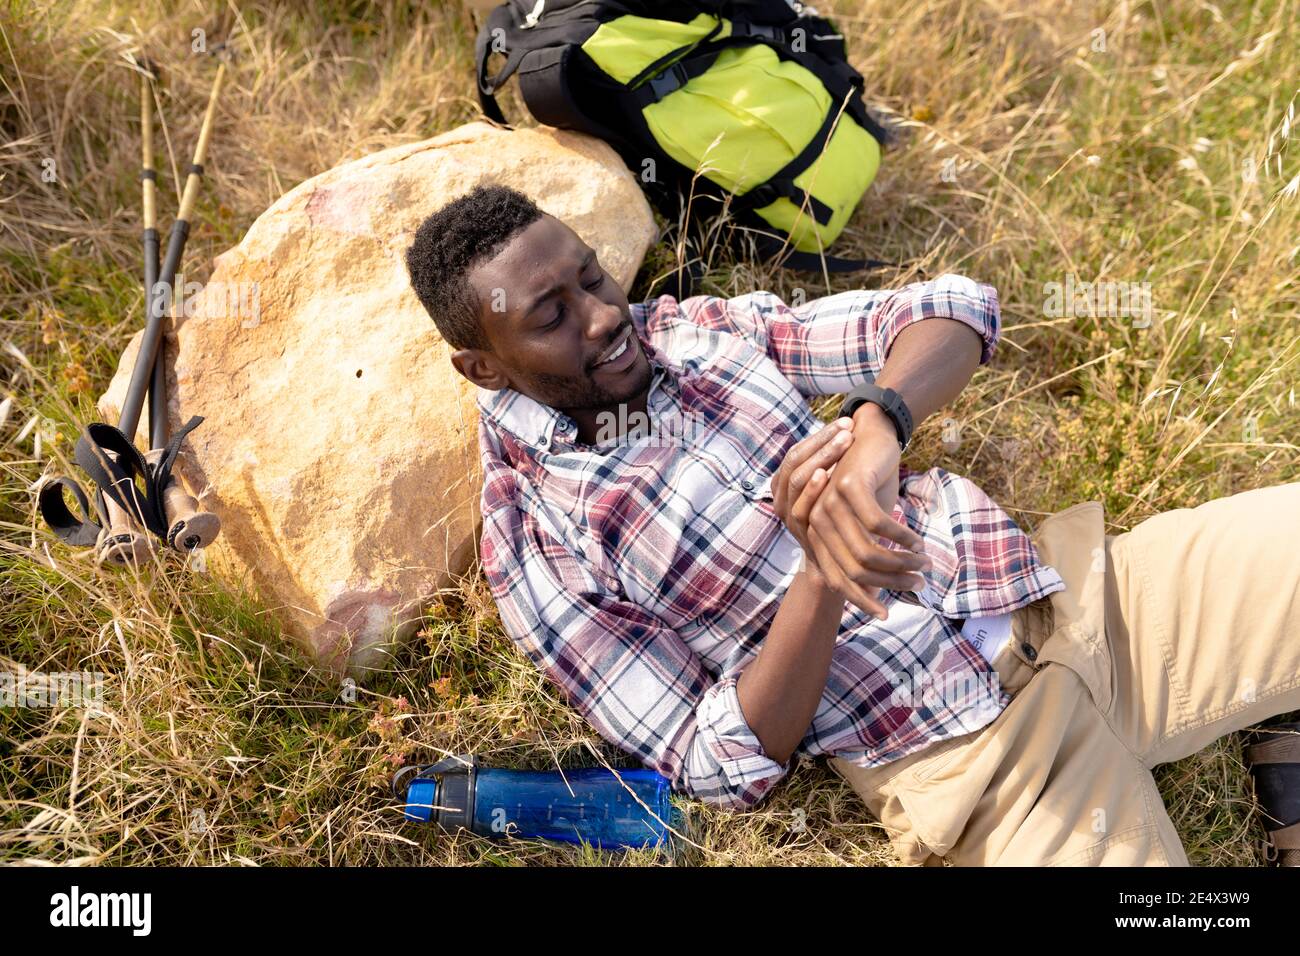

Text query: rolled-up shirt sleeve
(678, 273), (1001, 398)
(479, 500), (791, 811)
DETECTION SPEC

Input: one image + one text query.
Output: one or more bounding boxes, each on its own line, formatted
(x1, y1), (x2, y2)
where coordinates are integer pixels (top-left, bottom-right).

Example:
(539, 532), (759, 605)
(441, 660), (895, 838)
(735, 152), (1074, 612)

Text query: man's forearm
(734, 319), (983, 766)
(735, 566), (844, 765)
(866, 318), (983, 427)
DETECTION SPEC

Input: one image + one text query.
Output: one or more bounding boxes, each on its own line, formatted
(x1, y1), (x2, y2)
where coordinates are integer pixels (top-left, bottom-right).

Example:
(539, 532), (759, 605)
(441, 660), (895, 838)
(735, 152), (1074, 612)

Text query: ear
(451, 349), (510, 390)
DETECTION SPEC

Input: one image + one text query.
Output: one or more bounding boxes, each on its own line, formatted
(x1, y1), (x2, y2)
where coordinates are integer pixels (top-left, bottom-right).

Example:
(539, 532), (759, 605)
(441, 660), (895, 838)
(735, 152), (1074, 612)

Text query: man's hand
(771, 417), (856, 588)
(804, 403), (931, 619)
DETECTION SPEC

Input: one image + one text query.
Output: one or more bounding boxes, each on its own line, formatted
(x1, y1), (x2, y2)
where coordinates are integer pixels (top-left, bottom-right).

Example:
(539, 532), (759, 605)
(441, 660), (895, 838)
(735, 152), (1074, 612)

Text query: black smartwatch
(839, 383), (914, 451)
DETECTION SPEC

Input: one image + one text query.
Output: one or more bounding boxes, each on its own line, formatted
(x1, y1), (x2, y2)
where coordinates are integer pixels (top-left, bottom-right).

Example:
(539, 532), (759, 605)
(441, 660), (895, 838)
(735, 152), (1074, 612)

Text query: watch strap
(839, 383), (914, 450)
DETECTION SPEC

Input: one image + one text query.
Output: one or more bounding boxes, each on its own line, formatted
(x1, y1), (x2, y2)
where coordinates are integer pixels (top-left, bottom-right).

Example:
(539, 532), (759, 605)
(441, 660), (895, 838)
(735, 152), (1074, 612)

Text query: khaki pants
(829, 482), (1300, 866)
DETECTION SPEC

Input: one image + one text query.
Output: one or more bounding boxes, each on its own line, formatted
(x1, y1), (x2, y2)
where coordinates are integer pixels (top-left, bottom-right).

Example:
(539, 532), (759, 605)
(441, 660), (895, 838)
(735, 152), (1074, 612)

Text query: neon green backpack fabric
(475, 1), (890, 272)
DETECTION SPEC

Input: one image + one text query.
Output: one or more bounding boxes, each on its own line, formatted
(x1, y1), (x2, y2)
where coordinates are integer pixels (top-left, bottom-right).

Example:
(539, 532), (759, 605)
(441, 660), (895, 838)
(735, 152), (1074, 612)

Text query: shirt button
(539, 435), (550, 447)
(1021, 642), (1038, 662)
(741, 479), (755, 492)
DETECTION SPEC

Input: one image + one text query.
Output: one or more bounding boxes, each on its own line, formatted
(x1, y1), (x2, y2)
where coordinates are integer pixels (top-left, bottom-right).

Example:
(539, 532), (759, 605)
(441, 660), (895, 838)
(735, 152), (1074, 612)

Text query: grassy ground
(1, 0), (1297, 866)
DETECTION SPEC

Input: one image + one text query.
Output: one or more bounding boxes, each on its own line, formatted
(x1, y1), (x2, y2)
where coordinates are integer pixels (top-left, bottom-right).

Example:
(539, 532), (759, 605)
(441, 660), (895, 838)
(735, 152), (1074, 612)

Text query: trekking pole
(119, 59), (224, 446)
(139, 58), (221, 554)
(97, 59), (226, 563)
(104, 59), (225, 561)
(38, 53), (225, 564)
(93, 60), (164, 566)
(142, 60), (162, 453)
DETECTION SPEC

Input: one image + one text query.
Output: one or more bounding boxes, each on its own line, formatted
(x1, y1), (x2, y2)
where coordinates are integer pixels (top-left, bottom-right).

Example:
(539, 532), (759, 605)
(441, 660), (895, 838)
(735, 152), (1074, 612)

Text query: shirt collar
(476, 333), (673, 454)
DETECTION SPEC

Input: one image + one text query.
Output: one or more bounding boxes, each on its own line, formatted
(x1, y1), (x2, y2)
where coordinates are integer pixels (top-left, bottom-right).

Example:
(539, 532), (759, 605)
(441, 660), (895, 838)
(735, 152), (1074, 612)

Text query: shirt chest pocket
(673, 438), (779, 517)
(685, 400), (798, 501)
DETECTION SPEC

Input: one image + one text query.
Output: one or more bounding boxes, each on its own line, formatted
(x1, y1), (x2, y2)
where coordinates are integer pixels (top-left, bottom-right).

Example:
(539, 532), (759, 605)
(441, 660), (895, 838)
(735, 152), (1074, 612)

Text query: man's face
(456, 215), (651, 415)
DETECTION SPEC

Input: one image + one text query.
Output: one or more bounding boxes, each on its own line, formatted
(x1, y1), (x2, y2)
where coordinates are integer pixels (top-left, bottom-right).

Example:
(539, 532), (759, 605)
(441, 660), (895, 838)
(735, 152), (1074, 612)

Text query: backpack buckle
(741, 182), (779, 209)
(647, 62), (691, 102)
(730, 19), (784, 44)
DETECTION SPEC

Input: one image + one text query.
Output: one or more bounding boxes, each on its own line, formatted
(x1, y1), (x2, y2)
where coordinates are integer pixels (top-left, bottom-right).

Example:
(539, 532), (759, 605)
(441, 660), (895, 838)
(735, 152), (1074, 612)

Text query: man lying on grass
(405, 183), (1300, 867)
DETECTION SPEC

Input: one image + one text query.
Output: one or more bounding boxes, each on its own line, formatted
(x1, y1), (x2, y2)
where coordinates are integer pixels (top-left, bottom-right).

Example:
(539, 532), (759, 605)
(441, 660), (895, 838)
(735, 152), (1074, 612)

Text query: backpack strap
(474, 3), (530, 125)
(749, 228), (898, 273)
(631, 17), (889, 145)
(630, 25), (880, 251)
(625, 18), (725, 89)
(728, 97), (846, 227)
(734, 178), (836, 226)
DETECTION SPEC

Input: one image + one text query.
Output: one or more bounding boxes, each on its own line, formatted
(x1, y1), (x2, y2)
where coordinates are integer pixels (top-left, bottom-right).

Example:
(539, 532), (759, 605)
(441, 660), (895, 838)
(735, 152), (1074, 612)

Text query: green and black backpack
(472, 0), (891, 275)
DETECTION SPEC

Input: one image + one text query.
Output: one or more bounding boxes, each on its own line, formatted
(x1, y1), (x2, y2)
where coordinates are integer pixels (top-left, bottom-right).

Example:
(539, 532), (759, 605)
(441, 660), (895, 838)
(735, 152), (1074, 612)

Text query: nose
(585, 295), (626, 345)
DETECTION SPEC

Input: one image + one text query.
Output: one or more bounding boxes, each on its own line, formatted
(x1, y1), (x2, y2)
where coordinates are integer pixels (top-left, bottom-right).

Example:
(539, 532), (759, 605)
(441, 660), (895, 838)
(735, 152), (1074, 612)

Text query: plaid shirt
(475, 274), (1065, 810)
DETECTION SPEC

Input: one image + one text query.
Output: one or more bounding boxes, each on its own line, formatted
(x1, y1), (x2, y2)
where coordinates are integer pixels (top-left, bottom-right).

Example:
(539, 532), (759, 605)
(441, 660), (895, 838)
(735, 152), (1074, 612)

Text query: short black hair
(405, 183), (544, 352)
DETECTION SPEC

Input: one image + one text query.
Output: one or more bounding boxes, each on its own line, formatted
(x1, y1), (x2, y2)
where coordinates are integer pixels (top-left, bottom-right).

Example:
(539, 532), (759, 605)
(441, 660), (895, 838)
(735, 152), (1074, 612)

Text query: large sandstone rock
(100, 121), (659, 676)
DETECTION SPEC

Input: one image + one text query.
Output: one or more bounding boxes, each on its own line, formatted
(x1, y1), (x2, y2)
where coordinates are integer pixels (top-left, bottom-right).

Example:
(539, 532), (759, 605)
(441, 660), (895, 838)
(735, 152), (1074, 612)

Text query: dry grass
(1, 0), (1297, 865)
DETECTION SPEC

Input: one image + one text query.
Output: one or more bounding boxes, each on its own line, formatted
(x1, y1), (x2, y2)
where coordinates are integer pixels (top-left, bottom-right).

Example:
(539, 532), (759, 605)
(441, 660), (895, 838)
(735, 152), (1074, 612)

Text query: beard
(524, 349), (652, 413)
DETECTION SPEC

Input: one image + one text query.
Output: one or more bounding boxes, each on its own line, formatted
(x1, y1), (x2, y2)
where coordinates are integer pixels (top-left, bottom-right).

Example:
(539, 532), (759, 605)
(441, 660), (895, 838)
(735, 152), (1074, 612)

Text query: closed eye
(542, 276), (605, 331)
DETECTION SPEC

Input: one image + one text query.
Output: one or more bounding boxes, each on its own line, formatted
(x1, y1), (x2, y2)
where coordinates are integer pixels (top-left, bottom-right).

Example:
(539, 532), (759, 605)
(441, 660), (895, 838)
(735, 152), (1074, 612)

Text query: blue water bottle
(394, 754), (680, 851)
